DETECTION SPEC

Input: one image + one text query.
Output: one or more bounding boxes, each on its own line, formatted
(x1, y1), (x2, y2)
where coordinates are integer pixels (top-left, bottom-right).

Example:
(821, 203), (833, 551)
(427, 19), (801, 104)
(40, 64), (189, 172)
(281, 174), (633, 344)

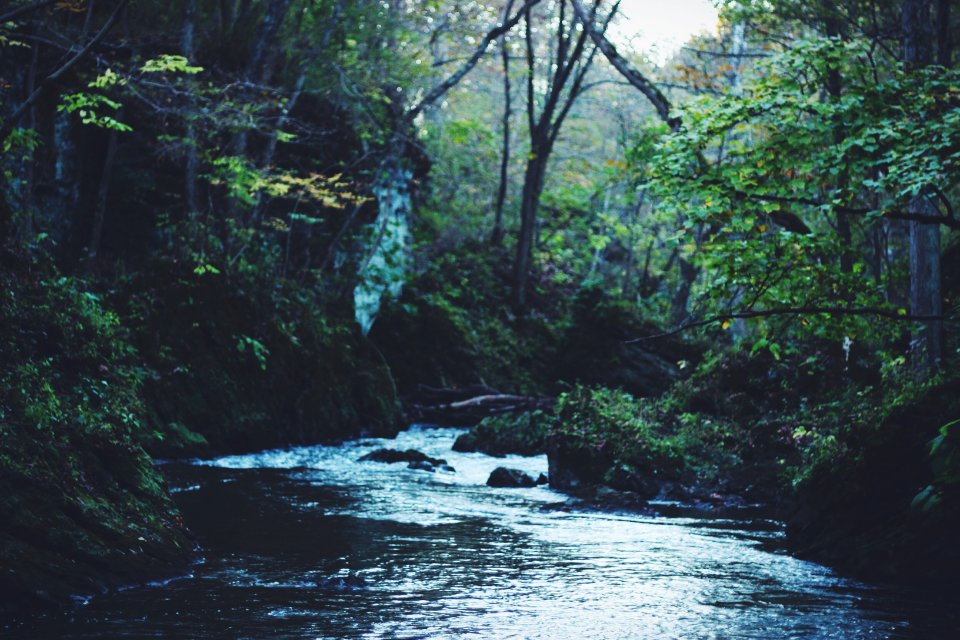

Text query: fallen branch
(408, 392), (555, 426)
(406, 0), (541, 121)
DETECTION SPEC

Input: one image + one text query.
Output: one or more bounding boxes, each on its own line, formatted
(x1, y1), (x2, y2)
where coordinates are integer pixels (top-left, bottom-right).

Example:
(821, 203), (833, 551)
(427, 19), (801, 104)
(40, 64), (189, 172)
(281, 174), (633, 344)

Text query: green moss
(0, 257), (194, 610)
(454, 410), (554, 456)
(121, 260), (402, 455)
(370, 243), (564, 395)
(786, 373), (960, 581)
(553, 386), (685, 481)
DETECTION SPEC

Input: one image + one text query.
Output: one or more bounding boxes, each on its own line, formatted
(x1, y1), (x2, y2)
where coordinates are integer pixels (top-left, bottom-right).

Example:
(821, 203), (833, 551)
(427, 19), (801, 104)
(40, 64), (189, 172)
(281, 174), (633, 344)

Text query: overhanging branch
(626, 306), (948, 342)
(733, 190), (960, 229)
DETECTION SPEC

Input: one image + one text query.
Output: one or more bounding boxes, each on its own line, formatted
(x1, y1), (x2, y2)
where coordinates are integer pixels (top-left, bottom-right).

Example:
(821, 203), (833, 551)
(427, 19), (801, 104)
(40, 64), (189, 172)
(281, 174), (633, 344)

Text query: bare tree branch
(682, 46), (770, 59)
(406, 0), (541, 121)
(570, 0), (678, 129)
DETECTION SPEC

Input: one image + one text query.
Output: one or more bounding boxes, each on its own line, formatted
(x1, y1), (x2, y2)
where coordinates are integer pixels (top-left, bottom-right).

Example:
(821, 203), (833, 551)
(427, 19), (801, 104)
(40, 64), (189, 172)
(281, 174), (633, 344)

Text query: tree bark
(824, 1), (853, 273)
(671, 257), (697, 325)
(570, 0), (678, 130)
(182, 0), (199, 216)
(229, 0), (293, 161)
(902, 0), (942, 374)
(17, 34), (41, 243)
(246, 0), (292, 85)
(908, 199), (942, 372)
(409, 391), (555, 426)
(937, 0), (952, 66)
(491, 2), (515, 246)
(513, 146), (548, 310)
(86, 124), (120, 265)
(405, 0), (540, 121)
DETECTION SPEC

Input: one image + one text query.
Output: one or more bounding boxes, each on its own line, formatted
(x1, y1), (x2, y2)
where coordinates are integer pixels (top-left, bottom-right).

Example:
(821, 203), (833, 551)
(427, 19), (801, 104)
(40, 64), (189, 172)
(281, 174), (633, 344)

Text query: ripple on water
(4, 425), (957, 639)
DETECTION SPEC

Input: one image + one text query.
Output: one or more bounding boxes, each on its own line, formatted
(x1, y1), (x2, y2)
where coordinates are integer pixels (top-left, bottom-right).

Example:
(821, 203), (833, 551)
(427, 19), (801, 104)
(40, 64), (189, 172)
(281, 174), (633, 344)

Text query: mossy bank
(0, 253), (404, 611)
(0, 255), (193, 612)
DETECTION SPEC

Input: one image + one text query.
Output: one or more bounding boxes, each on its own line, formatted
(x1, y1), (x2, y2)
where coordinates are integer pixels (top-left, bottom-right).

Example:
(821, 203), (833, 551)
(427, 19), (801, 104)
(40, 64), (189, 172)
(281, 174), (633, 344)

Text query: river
(6, 425), (958, 639)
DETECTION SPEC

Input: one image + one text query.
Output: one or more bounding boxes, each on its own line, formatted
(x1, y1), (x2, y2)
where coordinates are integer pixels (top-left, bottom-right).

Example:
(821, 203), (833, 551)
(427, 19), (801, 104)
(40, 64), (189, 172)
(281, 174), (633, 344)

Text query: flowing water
(7, 426), (959, 639)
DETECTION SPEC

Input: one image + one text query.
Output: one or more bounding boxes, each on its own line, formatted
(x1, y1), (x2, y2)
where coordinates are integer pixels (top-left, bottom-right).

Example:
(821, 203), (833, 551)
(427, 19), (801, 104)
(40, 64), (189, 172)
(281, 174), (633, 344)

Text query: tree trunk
(824, 1), (853, 273)
(182, 0), (199, 216)
(510, 1), (603, 312)
(230, 0), (293, 158)
(902, 0), (942, 374)
(491, 25), (512, 245)
(671, 257), (697, 324)
(937, 0), (952, 66)
(246, 0), (292, 85)
(513, 143), (548, 311)
(17, 34), (41, 243)
(86, 125), (120, 265)
(908, 200), (942, 372)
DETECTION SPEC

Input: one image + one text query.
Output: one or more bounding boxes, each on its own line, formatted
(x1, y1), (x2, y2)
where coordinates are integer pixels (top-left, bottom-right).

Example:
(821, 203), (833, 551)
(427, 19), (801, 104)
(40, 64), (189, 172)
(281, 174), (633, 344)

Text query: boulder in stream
(360, 448), (454, 472)
(407, 459), (456, 473)
(487, 467), (537, 488)
(360, 448), (443, 465)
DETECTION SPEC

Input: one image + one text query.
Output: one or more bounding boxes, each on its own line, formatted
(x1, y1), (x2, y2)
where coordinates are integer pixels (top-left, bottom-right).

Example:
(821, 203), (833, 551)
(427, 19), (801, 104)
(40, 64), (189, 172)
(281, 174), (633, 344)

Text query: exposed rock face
(359, 448), (443, 465)
(407, 459), (456, 473)
(486, 467), (537, 488)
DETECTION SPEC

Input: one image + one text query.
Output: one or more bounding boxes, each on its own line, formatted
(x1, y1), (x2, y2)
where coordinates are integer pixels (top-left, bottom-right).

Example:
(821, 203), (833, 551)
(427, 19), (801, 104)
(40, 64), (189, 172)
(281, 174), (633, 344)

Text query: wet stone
(487, 467), (537, 488)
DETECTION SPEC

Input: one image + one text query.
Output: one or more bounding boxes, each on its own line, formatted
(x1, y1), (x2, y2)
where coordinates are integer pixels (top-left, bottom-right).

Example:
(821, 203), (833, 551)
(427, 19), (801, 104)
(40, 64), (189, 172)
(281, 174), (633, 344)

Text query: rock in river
(359, 448), (454, 472)
(487, 467), (537, 488)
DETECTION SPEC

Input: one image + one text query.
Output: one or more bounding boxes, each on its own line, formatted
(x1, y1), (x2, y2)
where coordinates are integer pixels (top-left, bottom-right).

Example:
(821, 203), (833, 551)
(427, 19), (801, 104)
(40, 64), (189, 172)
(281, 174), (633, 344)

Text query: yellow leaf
(721, 320), (731, 330)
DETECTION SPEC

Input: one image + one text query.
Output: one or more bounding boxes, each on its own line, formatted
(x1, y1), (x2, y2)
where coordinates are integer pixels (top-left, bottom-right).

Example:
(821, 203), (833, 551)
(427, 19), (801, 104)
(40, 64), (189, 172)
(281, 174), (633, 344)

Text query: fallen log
(410, 383), (503, 404)
(407, 392), (555, 426)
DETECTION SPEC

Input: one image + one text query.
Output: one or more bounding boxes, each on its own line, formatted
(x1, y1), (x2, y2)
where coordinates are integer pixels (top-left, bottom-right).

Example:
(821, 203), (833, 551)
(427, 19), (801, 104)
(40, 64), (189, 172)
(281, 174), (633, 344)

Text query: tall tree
(182, 0), (200, 217)
(902, 0), (943, 374)
(512, 0), (616, 311)
(491, 0), (517, 246)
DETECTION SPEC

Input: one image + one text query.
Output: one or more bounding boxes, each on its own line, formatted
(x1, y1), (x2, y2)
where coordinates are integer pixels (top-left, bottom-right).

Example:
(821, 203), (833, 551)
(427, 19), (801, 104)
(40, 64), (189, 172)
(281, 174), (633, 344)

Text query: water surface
(6, 426), (958, 639)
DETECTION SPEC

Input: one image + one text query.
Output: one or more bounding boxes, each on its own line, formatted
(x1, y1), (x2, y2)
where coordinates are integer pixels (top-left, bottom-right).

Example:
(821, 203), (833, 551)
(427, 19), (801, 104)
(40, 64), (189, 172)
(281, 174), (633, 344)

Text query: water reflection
(4, 426), (957, 639)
